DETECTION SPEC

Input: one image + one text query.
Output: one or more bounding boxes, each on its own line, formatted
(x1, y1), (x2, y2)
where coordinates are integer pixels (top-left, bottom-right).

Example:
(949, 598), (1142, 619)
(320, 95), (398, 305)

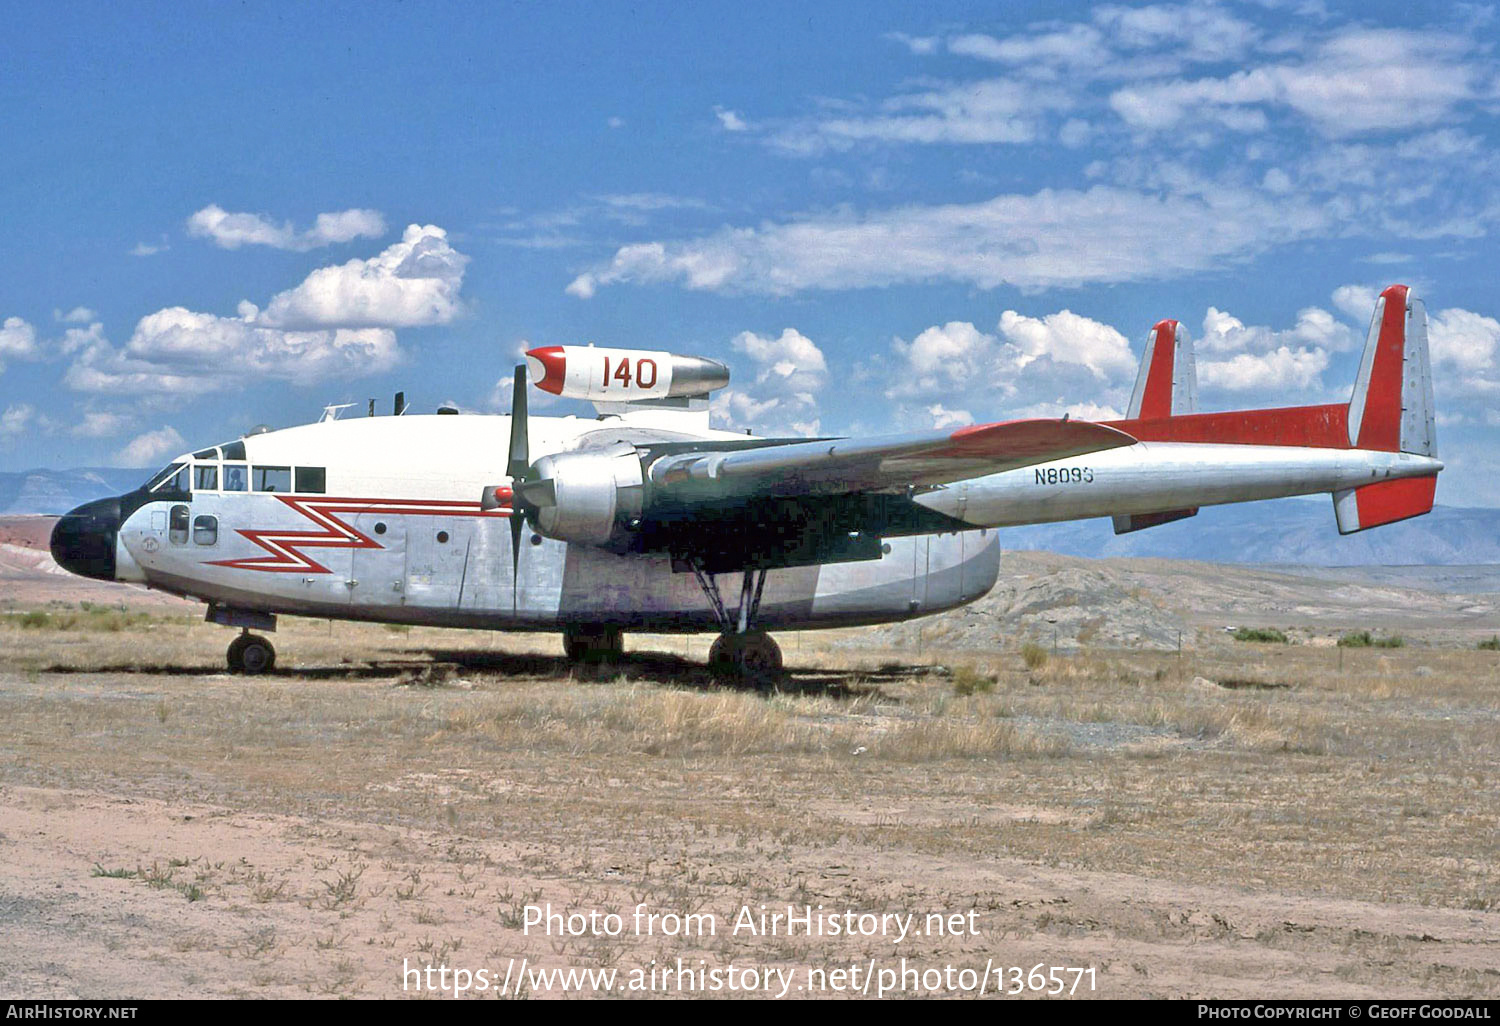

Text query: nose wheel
(227, 632), (276, 675)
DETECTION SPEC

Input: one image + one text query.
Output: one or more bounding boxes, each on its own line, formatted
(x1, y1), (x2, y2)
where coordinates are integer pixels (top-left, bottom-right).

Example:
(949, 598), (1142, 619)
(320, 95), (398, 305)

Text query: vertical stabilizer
(1116, 319), (1198, 534)
(1347, 284), (1437, 456)
(1335, 284), (1439, 534)
(1127, 319), (1198, 420)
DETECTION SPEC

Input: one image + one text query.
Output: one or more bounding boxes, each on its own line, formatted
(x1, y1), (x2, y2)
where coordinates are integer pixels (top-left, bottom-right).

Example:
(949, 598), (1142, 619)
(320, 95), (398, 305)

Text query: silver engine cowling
(525, 442), (644, 546)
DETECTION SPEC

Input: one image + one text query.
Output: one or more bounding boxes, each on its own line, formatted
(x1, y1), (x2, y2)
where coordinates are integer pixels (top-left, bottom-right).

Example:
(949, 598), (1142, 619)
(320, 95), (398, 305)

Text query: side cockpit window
(295, 467), (326, 494)
(253, 466), (291, 492)
(144, 462), (189, 495)
(193, 465), (218, 491)
(223, 464), (247, 491)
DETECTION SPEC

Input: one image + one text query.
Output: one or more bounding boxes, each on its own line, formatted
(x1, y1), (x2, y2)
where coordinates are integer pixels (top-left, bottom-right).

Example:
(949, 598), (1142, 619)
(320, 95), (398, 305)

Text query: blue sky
(2, 1), (1499, 503)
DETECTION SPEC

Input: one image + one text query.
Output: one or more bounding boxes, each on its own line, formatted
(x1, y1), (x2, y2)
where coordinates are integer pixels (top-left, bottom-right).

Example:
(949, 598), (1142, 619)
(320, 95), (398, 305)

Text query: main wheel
(227, 633), (276, 675)
(563, 627), (624, 664)
(709, 632), (783, 682)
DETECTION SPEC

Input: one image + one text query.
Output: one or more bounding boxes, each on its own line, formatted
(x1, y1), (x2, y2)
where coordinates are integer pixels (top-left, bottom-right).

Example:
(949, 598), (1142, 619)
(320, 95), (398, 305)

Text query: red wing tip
(948, 417), (1137, 449)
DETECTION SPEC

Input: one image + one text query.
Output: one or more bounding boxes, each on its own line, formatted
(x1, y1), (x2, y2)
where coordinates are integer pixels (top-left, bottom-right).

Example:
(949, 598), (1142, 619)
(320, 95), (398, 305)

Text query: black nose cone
(50, 496), (123, 581)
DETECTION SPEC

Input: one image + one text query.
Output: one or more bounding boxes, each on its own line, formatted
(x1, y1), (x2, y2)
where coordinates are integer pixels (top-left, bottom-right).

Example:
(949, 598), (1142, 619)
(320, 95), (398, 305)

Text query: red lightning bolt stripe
(207, 495), (512, 574)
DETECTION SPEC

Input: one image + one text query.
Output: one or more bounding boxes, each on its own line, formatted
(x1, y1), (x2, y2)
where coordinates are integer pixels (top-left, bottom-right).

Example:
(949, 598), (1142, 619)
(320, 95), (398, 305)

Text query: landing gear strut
(563, 626), (624, 664)
(691, 565), (783, 682)
(227, 630), (276, 675)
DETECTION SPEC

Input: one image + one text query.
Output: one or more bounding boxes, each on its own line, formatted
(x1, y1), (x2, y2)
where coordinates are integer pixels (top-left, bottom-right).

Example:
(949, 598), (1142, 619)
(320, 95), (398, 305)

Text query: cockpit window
(222, 440), (247, 461)
(253, 466), (291, 492)
(144, 462), (189, 494)
(223, 464), (247, 492)
(193, 447), (219, 460)
(193, 465), (218, 491)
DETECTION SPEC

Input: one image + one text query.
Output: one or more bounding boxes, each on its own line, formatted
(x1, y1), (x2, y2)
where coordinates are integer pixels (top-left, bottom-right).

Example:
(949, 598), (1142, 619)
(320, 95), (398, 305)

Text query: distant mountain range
(3, 467), (1497, 567)
(0, 468), (148, 518)
(995, 500), (1500, 566)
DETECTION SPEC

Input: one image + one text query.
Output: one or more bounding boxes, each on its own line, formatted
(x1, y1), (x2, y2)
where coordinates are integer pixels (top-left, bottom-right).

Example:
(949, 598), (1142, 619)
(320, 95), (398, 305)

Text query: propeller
(506, 364), (533, 611)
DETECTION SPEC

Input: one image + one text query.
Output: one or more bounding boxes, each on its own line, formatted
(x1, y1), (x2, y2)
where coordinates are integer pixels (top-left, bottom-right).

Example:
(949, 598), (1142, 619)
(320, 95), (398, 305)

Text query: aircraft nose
(50, 496), (123, 581)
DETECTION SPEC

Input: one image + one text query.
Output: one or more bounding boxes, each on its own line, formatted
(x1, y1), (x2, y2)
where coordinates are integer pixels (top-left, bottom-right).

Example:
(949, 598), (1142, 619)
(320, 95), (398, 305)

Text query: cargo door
(349, 513), (407, 608)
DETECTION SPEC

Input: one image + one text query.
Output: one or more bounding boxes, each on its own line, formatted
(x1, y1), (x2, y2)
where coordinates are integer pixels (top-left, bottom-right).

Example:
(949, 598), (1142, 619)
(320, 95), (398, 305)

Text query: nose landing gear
(207, 605), (279, 675)
(227, 631), (276, 674)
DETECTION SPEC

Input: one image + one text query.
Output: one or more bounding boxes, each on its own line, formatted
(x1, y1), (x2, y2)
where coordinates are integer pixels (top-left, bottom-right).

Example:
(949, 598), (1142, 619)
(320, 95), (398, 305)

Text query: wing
(647, 418), (1136, 499)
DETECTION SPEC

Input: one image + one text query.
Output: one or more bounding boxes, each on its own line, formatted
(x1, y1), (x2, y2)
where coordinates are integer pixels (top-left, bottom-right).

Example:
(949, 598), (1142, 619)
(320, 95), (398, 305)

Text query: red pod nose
(525, 346), (566, 395)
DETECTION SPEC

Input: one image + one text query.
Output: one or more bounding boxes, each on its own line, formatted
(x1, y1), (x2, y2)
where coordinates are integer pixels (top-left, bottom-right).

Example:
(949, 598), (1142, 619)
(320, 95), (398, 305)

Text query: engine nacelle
(525, 345), (729, 401)
(526, 443), (645, 546)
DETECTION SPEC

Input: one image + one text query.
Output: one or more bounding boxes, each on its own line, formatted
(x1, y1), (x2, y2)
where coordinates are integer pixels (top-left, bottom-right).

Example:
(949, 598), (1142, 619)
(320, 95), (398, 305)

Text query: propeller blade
(509, 512), (524, 612)
(507, 363), (529, 481)
(506, 363), (530, 612)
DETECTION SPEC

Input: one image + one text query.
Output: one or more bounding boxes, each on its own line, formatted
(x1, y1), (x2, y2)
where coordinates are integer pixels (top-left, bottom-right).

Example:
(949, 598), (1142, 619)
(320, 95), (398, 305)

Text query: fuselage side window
(193, 515), (218, 546)
(223, 464), (248, 492)
(169, 504), (189, 545)
(193, 465), (218, 491)
(253, 466), (291, 493)
(295, 467), (326, 494)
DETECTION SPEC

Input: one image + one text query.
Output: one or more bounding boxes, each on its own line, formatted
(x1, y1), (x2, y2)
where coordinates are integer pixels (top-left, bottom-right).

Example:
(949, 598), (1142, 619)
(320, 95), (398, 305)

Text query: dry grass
(0, 610), (1497, 998)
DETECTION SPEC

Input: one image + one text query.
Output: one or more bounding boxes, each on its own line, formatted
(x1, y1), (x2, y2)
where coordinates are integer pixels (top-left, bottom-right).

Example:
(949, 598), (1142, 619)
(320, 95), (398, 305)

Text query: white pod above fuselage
(525, 345), (729, 400)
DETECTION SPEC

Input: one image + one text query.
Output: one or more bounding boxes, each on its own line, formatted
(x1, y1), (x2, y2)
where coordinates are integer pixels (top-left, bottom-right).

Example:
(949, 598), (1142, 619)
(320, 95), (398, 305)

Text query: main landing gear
(691, 565), (784, 683)
(226, 630), (276, 674)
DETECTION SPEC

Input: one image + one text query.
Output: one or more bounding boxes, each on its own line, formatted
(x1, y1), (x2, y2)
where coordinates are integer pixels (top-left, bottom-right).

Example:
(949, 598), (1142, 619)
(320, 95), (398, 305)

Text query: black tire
(228, 634), (276, 675)
(708, 632), (783, 682)
(708, 635), (734, 678)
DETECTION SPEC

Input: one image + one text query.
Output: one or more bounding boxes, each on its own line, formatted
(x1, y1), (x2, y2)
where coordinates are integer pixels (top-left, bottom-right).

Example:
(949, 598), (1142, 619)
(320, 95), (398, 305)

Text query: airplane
(49, 284), (1440, 680)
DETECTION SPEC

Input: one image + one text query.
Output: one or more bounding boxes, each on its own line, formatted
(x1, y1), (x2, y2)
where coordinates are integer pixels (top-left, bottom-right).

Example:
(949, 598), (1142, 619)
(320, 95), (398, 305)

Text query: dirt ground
(0, 530), (1497, 999)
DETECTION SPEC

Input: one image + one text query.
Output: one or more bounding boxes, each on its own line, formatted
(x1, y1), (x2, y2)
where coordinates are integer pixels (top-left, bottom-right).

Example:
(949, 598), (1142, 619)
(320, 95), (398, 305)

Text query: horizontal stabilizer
(1112, 507), (1198, 535)
(1332, 475), (1436, 535)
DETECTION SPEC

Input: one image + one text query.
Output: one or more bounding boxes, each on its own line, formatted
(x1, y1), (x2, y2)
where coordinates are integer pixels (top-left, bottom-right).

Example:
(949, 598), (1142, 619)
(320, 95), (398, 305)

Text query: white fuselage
(107, 409), (1440, 633)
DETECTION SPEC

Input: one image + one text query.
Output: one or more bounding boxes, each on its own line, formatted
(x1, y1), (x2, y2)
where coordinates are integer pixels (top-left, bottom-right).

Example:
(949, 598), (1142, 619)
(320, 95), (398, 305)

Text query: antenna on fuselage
(394, 392), (406, 416)
(368, 399), (375, 417)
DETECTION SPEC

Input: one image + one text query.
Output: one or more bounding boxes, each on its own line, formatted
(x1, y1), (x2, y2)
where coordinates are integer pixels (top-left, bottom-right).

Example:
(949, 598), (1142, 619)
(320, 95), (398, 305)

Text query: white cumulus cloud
(63, 226), (465, 394)
(0, 317), (39, 371)
(187, 204), (387, 251)
(711, 328), (827, 436)
(258, 224), (468, 329)
(113, 426), (186, 468)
